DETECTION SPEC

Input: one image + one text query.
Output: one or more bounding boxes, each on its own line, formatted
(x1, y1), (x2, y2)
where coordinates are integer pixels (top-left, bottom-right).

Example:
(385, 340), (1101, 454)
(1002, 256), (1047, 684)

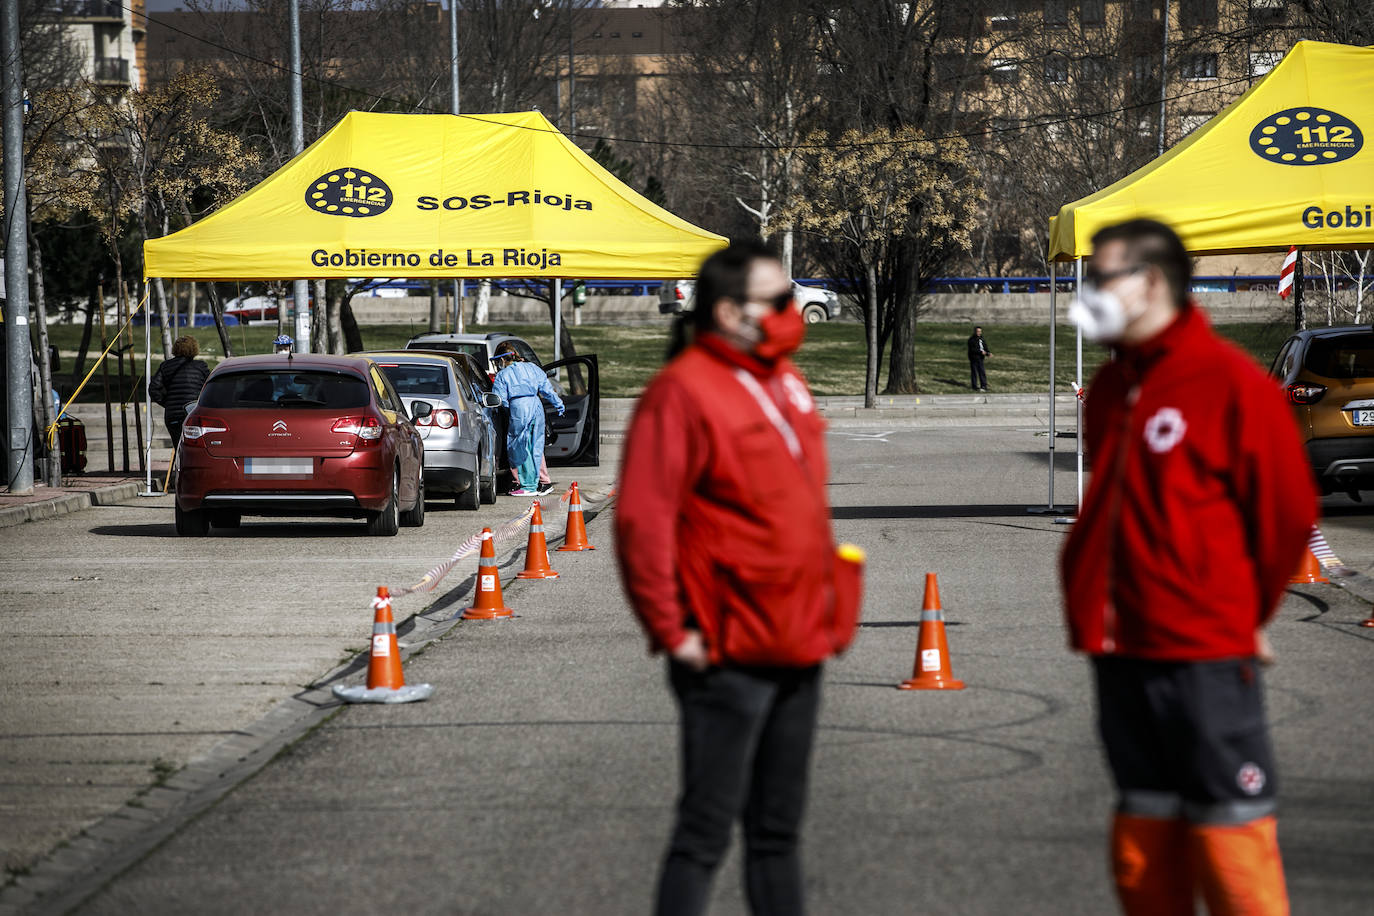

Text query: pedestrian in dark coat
(967, 325), (990, 390)
(148, 336), (210, 443)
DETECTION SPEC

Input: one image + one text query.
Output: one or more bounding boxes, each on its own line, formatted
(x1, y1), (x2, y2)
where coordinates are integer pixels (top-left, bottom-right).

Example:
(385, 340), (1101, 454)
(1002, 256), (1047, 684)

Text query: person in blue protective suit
(492, 341), (564, 496)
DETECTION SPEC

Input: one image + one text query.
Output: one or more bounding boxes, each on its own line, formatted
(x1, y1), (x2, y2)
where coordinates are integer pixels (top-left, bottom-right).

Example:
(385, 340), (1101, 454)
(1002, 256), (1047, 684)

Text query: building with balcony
(49, 0), (145, 91)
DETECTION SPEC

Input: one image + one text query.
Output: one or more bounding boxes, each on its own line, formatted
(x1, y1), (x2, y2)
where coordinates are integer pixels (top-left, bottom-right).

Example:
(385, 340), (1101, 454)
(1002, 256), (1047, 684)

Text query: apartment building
(48, 0), (146, 92)
(934, 0), (1297, 270)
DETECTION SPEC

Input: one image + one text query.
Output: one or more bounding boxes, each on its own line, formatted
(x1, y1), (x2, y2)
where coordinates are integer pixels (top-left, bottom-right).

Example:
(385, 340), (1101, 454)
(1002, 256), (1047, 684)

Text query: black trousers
(969, 357), (987, 389)
(656, 661), (822, 916)
(1094, 655), (1278, 824)
(165, 413), (186, 444)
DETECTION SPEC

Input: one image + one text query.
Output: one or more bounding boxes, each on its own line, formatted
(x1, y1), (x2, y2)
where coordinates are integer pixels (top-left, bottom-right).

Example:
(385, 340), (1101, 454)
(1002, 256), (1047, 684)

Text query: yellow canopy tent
(1038, 40), (1374, 513)
(144, 110), (727, 280)
(1049, 40), (1374, 260)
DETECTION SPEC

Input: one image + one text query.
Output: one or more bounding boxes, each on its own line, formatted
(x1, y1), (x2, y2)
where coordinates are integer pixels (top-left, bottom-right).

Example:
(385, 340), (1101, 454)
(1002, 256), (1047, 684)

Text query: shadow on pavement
(1011, 448), (1085, 472)
(832, 503), (1042, 520)
(1320, 501), (1372, 517)
(88, 521), (378, 538)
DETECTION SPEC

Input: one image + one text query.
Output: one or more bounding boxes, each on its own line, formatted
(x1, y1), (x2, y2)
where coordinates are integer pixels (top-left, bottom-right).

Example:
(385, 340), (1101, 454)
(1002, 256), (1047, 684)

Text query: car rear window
(200, 370), (371, 409)
(407, 340), (488, 362)
(377, 364), (450, 396)
(1303, 333), (1374, 379)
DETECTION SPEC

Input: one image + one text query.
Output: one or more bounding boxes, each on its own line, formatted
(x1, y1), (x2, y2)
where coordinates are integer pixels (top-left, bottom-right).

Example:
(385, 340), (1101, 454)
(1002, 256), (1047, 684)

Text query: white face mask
(1069, 283), (1128, 343)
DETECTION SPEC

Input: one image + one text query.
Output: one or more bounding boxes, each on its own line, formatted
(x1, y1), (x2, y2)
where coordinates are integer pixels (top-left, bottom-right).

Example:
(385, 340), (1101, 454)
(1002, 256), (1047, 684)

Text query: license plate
(245, 457), (313, 476)
(1354, 410), (1374, 427)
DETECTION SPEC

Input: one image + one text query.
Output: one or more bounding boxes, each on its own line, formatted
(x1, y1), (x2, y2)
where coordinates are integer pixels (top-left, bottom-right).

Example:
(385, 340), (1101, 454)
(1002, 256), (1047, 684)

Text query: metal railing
(93, 57), (130, 84)
(52, 0), (123, 21)
(341, 274), (1356, 299)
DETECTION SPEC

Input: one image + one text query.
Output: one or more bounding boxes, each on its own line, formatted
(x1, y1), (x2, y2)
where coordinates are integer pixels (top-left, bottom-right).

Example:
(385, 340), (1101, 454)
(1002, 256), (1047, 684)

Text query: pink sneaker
(509, 488), (535, 496)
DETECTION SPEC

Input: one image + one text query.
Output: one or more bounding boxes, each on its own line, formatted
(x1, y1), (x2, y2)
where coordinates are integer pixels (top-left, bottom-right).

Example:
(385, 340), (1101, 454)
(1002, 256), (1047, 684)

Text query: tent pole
(141, 279), (155, 496)
(553, 278), (562, 364)
(455, 279), (464, 334)
(1032, 261), (1067, 516)
(1048, 261), (1056, 508)
(1075, 256), (1084, 510)
(1293, 247), (1305, 330)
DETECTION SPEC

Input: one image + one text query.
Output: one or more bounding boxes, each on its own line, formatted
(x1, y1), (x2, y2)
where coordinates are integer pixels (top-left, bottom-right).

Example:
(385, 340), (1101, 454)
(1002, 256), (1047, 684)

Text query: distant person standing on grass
(967, 325), (990, 390)
(148, 335), (210, 444)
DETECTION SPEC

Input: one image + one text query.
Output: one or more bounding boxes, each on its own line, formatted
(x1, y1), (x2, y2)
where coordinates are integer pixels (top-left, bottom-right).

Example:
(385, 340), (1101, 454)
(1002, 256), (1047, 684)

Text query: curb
(0, 483), (144, 529)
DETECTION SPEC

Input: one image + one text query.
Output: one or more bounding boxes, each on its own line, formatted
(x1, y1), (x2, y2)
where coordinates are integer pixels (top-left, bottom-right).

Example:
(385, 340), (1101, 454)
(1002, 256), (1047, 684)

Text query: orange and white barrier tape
(386, 485), (617, 599)
(1308, 525), (1350, 573)
(390, 503), (537, 597)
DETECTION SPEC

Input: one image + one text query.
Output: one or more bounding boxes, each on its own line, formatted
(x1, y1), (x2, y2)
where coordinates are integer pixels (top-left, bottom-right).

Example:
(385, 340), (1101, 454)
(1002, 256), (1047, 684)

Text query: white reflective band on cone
(332, 683), (435, 704)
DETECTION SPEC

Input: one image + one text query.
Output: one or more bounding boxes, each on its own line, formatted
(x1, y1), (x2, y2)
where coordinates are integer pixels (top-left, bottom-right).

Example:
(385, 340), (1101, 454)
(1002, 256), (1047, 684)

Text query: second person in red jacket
(1063, 219), (1318, 916)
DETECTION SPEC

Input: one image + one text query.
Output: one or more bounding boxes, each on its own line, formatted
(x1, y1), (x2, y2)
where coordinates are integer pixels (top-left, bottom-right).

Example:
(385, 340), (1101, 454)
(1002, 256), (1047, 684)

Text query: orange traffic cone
(463, 528), (514, 619)
(1288, 548), (1329, 585)
(557, 481), (596, 551)
(517, 502), (560, 579)
(898, 573), (965, 691)
(332, 587), (434, 703)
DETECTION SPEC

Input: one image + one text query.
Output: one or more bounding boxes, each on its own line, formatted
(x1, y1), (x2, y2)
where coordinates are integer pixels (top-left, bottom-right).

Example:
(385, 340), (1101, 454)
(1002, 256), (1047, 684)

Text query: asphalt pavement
(2, 426), (1367, 914)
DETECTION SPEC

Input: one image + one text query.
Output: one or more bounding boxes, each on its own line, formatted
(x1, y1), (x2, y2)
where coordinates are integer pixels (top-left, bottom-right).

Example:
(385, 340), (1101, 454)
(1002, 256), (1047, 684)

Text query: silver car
(402, 332), (541, 377)
(370, 352), (501, 509)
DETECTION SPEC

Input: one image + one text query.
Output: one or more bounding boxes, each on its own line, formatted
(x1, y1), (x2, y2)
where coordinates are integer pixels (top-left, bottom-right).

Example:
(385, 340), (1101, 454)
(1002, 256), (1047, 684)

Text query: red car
(174, 354), (427, 536)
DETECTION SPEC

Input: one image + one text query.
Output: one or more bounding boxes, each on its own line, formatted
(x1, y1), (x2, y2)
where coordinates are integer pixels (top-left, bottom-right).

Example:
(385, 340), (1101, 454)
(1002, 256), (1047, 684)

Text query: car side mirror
(410, 400), (433, 420)
(482, 392), (502, 409)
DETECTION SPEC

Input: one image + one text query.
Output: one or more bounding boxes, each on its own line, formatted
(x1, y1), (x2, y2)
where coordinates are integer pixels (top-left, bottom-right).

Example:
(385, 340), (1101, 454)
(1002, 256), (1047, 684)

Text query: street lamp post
(290, 0), (311, 352)
(3, 0), (34, 493)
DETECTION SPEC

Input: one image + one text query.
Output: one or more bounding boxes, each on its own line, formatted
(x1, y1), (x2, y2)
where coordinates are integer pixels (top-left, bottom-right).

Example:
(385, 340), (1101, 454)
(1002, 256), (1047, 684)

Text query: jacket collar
(1115, 301), (1209, 374)
(695, 332), (779, 378)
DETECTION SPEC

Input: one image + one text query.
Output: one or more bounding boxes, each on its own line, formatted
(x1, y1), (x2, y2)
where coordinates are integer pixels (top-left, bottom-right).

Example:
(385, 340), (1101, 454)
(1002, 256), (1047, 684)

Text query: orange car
(1270, 325), (1374, 498)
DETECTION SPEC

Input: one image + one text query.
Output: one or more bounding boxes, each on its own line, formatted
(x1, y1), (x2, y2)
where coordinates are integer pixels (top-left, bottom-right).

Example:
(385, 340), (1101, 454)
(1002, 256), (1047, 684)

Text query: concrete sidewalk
(0, 477), (152, 528)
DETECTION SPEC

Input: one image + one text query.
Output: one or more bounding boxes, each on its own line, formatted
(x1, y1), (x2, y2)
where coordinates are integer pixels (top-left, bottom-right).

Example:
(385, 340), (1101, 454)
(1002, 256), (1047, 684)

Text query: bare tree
(782, 126), (982, 404)
(806, 1), (987, 393)
(660, 1), (827, 275)
(1307, 251), (1373, 326)
(36, 72), (258, 357)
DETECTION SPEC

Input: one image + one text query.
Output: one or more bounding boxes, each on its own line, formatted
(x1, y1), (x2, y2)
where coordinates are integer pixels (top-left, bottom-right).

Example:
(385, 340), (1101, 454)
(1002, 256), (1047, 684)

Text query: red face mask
(753, 304), (806, 361)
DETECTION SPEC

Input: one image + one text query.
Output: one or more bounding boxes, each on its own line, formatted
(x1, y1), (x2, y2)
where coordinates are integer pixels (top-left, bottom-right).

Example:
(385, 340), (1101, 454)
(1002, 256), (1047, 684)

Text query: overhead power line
(124, 3), (1257, 153)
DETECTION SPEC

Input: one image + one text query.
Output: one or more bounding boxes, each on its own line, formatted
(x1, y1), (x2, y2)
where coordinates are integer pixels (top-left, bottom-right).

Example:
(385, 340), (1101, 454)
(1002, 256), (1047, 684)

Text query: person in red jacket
(1062, 219), (1318, 916)
(616, 241), (850, 916)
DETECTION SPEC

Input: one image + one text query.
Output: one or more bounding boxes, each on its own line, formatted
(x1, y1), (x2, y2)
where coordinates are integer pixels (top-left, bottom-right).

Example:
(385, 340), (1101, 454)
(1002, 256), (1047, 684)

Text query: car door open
(541, 355), (599, 466)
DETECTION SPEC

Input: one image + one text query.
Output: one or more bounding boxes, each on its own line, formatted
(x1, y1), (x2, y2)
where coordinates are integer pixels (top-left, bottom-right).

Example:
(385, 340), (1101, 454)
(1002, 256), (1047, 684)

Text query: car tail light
(675, 286), (686, 300)
(332, 415), (384, 444)
(413, 409), (456, 429)
(1287, 383), (1327, 405)
(181, 416), (227, 446)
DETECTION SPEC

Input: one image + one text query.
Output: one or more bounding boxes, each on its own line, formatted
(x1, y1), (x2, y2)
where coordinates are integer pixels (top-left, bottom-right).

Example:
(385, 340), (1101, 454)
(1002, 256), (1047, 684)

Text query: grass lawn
(43, 319), (1296, 402)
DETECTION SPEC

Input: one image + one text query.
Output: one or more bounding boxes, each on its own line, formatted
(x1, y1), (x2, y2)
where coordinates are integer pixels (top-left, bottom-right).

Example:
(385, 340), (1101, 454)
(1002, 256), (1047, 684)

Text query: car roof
(361, 350), (459, 368)
(1287, 324), (1374, 345)
(400, 347), (483, 365)
(208, 354), (375, 375)
(405, 332), (523, 343)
